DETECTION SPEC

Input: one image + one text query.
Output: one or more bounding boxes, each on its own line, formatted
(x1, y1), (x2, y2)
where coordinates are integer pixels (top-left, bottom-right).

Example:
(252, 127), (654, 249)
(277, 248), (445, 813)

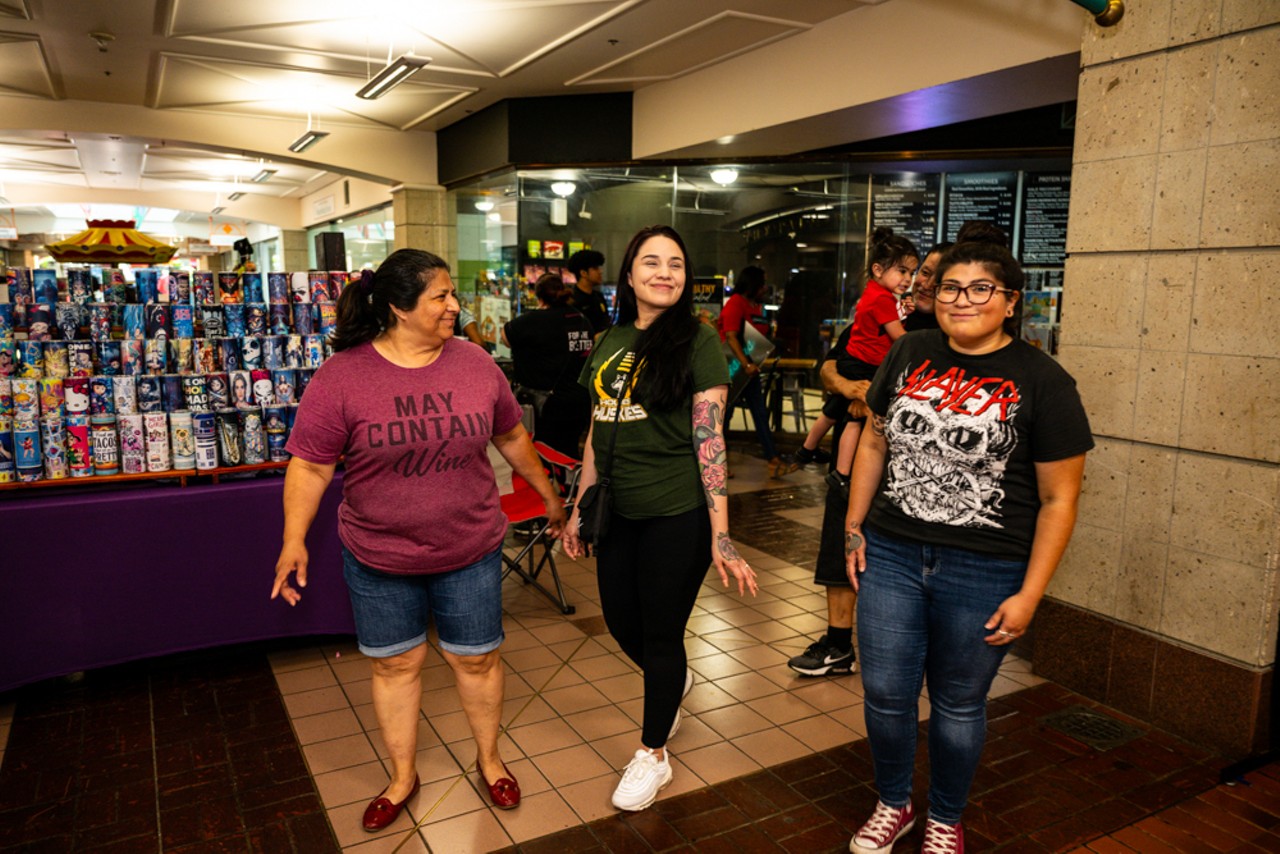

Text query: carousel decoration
(43, 220), (178, 264)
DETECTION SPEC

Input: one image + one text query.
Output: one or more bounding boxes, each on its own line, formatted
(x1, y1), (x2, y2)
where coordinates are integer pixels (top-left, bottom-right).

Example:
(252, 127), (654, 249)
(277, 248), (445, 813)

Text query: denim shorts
(341, 544), (504, 658)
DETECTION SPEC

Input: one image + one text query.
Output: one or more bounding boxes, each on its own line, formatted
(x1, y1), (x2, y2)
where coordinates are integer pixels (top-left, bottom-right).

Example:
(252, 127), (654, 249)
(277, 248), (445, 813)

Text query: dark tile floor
(491, 681), (1255, 853)
(0, 646), (339, 853)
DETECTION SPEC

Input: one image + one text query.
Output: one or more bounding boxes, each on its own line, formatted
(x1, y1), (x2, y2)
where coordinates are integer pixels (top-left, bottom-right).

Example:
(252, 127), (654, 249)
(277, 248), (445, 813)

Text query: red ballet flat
(362, 775), (420, 832)
(484, 765), (521, 810)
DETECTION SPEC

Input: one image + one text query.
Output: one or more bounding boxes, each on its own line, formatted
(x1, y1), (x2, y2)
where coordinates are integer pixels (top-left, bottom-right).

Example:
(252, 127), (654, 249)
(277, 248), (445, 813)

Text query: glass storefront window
(449, 158), (1070, 360)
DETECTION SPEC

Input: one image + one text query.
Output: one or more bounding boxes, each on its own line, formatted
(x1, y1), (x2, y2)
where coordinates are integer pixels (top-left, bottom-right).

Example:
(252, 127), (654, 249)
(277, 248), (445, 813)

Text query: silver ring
(999, 630), (1012, 637)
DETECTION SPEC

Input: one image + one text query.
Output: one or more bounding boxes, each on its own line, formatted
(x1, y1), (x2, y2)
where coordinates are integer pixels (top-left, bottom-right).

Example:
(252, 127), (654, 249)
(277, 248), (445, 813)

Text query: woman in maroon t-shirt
(271, 249), (566, 831)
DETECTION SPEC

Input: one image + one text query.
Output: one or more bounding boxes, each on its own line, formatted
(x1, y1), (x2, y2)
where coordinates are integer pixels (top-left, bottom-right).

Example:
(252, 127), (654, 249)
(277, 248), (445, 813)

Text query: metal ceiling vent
(1039, 705), (1145, 751)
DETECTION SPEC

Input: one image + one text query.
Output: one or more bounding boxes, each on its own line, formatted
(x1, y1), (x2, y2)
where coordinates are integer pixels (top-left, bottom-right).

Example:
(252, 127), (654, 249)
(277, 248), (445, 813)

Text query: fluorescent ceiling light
(251, 169), (276, 183)
(710, 168), (738, 186)
(288, 130), (329, 153)
(211, 206), (225, 215)
(550, 181), (576, 197)
(356, 54), (431, 100)
(228, 192), (245, 201)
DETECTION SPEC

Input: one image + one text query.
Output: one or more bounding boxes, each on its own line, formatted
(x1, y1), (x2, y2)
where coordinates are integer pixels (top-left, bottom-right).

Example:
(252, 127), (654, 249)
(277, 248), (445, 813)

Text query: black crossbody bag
(576, 339), (631, 551)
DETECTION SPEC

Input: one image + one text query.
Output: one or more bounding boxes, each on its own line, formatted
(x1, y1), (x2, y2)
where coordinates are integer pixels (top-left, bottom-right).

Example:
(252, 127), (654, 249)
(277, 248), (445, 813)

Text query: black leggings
(596, 506), (711, 749)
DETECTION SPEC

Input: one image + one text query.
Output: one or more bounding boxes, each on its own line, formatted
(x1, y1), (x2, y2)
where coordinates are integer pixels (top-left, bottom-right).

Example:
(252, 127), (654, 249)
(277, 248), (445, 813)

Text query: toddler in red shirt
(794, 228), (919, 491)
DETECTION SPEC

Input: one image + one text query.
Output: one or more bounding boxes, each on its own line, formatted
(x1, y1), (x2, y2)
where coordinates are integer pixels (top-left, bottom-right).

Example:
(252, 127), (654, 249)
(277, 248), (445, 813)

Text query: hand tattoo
(717, 532), (741, 562)
(845, 530), (863, 556)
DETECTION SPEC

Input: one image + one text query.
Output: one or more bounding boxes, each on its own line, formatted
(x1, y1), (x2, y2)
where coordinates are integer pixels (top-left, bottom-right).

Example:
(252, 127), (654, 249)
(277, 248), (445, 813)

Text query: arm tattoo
(717, 532), (741, 562)
(693, 398), (727, 510)
(870, 414), (887, 437)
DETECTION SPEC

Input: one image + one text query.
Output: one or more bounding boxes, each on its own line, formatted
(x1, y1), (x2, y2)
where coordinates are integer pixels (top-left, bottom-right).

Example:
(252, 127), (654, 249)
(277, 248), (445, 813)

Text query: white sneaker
(611, 748), (672, 811)
(667, 667), (695, 741)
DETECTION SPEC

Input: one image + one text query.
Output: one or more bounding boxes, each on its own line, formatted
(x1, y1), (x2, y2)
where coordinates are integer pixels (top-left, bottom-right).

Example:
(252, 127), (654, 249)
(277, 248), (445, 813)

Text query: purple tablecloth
(0, 472), (354, 692)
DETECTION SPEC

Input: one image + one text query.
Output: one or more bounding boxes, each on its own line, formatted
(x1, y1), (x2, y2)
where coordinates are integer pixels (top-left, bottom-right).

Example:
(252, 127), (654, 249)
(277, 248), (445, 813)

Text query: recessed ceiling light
(228, 192), (245, 201)
(210, 206), (225, 215)
(251, 169), (276, 183)
(710, 168), (738, 186)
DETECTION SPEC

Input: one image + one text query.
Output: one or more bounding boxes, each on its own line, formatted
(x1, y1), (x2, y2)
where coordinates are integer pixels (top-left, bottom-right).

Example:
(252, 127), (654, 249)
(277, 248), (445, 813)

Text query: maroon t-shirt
(287, 339), (523, 574)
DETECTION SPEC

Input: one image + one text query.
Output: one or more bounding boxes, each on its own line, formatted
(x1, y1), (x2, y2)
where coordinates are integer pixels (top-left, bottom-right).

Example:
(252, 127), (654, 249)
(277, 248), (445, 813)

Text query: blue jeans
(727, 373), (777, 460)
(856, 528), (1027, 825)
(342, 544), (504, 658)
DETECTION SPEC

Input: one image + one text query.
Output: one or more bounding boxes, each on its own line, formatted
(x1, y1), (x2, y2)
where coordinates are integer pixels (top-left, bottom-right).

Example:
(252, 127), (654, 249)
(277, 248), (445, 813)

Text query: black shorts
(820, 352), (878, 421)
(813, 478), (853, 587)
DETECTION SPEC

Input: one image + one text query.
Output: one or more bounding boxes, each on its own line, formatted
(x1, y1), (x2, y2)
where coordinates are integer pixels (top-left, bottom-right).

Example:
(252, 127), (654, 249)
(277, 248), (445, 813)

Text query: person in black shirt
(902, 242), (950, 333)
(565, 249), (611, 334)
(503, 274), (594, 458)
(844, 240), (1091, 854)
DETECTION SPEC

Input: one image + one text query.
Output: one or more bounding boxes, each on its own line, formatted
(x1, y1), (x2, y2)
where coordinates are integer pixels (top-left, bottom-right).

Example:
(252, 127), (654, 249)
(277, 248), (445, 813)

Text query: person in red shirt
(717, 266), (789, 476)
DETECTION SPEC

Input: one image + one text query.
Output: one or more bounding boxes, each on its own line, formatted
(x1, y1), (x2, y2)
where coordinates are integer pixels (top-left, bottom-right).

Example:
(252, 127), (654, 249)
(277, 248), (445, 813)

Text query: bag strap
(597, 369), (632, 485)
(593, 326), (630, 485)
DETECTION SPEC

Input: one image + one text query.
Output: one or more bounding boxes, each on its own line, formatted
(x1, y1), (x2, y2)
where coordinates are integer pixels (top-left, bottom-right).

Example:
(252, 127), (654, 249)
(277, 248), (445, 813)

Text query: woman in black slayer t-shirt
(843, 242), (1092, 854)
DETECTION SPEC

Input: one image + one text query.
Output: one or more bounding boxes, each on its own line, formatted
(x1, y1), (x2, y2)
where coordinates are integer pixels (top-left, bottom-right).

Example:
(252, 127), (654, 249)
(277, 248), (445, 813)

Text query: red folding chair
(499, 441), (581, 615)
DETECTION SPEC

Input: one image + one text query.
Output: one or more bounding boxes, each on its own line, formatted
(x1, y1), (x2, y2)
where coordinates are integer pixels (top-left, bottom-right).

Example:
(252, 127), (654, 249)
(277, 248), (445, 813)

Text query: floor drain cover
(1039, 705), (1145, 751)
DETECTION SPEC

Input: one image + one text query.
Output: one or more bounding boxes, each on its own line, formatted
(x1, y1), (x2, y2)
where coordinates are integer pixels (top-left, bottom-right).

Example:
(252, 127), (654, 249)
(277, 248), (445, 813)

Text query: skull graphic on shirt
(883, 384), (1018, 528)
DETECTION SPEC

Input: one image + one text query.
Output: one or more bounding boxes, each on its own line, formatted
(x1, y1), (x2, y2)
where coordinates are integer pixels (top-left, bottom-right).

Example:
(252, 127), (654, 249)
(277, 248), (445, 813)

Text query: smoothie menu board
(942, 172), (1017, 242)
(870, 173), (940, 255)
(1019, 173), (1072, 265)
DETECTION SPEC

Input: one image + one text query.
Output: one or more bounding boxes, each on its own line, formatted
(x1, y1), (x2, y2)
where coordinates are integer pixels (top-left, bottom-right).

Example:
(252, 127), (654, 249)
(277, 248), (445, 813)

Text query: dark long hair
(936, 241), (1025, 337)
(866, 226), (919, 280)
(614, 225), (700, 411)
(330, 249), (450, 352)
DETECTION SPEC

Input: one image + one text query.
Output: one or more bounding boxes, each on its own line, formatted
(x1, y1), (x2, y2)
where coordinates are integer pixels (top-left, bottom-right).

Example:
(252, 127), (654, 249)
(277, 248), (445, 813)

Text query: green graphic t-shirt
(578, 322), (730, 518)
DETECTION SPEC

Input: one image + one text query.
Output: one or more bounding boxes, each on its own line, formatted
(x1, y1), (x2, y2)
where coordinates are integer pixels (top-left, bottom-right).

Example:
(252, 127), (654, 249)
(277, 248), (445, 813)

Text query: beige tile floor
(269, 447), (1047, 854)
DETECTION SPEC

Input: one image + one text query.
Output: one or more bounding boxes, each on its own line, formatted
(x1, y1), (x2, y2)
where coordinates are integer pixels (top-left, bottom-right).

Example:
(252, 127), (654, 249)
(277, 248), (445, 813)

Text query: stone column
(391, 185), (456, 270)
(280, 230), (309, 271)
(1038, 1), (1280, 756)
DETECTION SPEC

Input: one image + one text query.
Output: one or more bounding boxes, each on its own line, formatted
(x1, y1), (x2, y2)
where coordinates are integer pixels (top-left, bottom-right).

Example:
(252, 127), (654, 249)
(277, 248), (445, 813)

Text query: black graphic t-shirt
(504, 304), (594, 395)
(865, 330), (1094, 559)
(566, 287), (612, 334)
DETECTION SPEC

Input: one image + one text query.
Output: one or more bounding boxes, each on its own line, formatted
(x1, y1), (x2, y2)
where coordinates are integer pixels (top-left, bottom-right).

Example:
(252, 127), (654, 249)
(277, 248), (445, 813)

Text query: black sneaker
(810, 447), (832, 465)
(787, 634), (857, 676)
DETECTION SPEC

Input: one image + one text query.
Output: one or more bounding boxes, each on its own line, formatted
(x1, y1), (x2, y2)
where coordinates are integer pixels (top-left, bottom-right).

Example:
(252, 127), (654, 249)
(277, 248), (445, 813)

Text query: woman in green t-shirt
(563, 225), (759, 812)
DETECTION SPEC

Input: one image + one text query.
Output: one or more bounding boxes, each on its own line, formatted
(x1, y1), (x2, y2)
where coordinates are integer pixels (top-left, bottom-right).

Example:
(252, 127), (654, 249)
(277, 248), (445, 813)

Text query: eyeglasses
(934, 283), (1017, 304)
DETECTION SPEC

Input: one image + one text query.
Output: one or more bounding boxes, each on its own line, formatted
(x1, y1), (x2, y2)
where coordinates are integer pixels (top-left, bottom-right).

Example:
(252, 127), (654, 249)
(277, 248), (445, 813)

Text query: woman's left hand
(713, 532), (758, 597)
(543, 497), (568, 539)
(984, 591), (1040, 646)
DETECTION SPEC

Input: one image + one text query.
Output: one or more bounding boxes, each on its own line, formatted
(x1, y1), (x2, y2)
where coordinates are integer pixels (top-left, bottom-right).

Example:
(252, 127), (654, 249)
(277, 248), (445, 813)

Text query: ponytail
(329, 250), (449, 352)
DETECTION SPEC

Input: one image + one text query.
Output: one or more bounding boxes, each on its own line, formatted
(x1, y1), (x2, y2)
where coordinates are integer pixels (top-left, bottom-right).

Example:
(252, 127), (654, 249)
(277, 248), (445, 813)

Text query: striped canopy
(44, 219), (177, 264)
